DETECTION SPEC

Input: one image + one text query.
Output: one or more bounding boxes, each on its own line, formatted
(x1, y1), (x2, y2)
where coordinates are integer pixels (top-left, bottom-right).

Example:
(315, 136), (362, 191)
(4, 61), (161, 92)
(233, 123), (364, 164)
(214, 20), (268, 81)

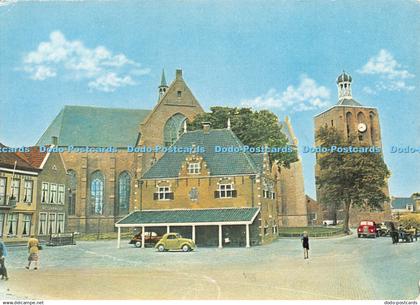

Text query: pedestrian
(301, 231), (309, 259)
(0, 240), (8, 280)
(389, 222), (398, 244)
(26, 235), (40, 270)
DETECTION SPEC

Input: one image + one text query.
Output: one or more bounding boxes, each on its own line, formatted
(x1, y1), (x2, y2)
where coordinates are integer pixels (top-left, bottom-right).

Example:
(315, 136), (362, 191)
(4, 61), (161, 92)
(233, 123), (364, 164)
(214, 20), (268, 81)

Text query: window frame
(218, 184), (233, 198)
(187, 162), (201, 174)
(23, 180), (33, 203)
(49, 183), (58, 204)
(0, 177), (6, 205)
(38, 212), (48, 235)
(158, 186), (171, 200)
(11, 179), (20, 202)
(57, 184), (65, 205)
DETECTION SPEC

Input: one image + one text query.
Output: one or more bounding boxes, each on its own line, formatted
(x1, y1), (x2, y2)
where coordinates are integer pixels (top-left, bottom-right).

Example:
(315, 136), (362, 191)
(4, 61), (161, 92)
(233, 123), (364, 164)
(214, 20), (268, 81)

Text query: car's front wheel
(181, 244), (190, 252)
(157, 244), (165, 252)
(135, 241), (141, 248)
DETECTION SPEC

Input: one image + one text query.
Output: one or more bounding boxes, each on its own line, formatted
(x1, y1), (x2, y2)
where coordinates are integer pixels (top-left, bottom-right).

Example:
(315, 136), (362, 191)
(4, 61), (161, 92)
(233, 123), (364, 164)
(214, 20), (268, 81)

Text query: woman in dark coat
(301, 231), (309, 259)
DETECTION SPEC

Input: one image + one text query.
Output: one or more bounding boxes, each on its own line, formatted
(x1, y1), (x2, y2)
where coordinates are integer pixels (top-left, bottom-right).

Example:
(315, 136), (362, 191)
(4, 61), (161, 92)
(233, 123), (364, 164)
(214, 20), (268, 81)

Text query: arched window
(346, 112), (353, 139)
(163, 113), (186, 146)
(68, 170), (77, 215)
(90, 171), (104, 215)
(369, 112), (376, 145)
(118, 171), (131, 215)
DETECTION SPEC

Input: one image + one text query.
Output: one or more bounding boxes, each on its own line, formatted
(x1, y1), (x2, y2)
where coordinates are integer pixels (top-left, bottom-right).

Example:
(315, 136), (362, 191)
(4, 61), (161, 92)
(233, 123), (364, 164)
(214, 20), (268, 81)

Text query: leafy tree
(188, 106), (298, 168)
(315, 126), (390, 233)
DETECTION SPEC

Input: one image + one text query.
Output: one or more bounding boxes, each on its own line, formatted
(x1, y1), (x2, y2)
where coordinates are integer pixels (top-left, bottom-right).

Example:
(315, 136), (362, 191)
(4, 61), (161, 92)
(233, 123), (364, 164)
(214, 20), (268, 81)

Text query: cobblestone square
(1, 233), (418, 300)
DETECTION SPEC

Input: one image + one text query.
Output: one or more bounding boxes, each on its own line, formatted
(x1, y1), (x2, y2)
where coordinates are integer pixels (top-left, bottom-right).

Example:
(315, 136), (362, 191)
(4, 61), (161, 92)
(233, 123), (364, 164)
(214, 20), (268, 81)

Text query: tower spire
(158, 69), (168, 99)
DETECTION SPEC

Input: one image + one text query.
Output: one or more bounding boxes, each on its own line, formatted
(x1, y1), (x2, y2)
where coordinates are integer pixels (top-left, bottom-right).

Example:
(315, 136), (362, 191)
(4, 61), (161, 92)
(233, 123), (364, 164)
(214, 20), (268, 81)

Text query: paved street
(0, 233), (419, 300)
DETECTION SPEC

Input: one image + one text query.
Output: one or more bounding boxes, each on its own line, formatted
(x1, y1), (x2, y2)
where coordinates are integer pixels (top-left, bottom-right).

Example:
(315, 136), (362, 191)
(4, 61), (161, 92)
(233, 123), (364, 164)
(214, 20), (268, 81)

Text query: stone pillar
(141, 226), (145, 249)
(117, 227), (121, 249)
(218, 225), (222, 249)
(246, 224), (250, 248)
(192, 225), (196, 243)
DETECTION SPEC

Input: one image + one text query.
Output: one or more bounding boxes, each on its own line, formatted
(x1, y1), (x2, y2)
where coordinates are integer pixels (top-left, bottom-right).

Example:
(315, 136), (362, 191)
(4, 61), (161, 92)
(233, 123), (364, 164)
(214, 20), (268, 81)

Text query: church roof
(37, 105), (151, 147)
(337, 98), (362, 106)
(142, 129), (264, 179)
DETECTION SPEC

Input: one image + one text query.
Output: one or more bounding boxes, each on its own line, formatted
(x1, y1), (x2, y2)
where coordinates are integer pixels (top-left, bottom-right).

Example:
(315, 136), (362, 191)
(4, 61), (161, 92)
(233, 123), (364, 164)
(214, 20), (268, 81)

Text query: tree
(188, 106), (298, 168)
(315, 125), (390, 233)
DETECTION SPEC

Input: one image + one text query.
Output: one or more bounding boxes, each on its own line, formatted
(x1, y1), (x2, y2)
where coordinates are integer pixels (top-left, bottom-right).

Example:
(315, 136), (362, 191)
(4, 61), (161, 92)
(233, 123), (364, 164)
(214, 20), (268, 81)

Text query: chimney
(176, 69), (183, 80)
(202, 122), (211, 134)
(51, 136), (58, 145)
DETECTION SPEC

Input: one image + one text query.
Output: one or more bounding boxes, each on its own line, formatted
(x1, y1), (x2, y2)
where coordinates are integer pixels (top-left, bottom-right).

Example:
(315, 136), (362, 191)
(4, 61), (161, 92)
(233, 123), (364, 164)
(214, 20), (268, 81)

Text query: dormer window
(188, 162), (201, 174)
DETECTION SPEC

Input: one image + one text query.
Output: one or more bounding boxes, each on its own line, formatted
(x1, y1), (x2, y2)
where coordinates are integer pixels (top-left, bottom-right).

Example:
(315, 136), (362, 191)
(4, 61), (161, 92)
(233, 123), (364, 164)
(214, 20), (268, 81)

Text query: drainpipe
(250, 175), (255, 207)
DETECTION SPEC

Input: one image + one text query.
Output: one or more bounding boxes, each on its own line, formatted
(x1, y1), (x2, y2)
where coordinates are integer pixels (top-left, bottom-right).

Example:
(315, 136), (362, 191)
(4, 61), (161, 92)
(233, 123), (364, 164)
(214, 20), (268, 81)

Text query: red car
(357, 220), (378, 238)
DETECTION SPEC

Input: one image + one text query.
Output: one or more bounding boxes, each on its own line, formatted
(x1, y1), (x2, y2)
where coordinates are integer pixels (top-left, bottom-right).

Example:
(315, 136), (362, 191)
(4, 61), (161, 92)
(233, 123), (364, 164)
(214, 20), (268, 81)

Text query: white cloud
(21, 31), (148, 92)
(240, 75), (331, 112)
(358, 49), (415, 92)
(88, 73), (135, 92)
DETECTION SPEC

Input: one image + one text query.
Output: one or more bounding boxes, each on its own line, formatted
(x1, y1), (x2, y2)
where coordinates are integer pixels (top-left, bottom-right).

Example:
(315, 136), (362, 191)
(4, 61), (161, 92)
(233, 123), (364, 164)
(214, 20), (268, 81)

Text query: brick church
(37, 69), (308, 239)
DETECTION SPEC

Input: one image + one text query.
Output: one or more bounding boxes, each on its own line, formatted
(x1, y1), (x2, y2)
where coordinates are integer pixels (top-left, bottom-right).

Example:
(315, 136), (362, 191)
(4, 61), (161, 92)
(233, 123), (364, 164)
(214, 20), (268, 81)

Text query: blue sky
(0, 0), (419, 198)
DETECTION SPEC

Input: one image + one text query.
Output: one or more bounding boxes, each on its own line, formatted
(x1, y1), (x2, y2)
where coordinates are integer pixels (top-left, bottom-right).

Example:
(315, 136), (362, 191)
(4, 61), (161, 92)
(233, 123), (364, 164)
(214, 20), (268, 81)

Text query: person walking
(26, 235), (40, 270)
(0, 240), (8, 280)
(301, 231), (310, 259)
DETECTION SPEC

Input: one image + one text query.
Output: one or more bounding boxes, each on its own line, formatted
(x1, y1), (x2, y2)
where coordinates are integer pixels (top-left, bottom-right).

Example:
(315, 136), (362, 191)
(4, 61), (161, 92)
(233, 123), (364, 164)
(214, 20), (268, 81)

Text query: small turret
(158, 69), (168, 98)
(336, 71), (352, 100)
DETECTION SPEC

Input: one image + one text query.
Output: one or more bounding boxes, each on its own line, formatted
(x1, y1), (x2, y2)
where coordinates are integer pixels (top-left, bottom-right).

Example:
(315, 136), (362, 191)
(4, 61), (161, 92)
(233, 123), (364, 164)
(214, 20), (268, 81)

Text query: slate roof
(16, 146), (48, 168)
(37, 105), (151, 147)
(337, 98), (362, 106)
(391, 197), (415, 210)
(116, 207), (260, 225)
(0, 143), (39, 172)
(142, 129), (264, 179)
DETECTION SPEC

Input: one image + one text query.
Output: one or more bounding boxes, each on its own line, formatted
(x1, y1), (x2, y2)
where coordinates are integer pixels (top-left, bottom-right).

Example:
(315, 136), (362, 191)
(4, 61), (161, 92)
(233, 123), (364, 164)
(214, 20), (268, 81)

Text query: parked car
(375, 222), (389, 237)
(322, 220), (335, 226)
(357, 220), (377, 238)
(129, 231), (162, 248)
(155, 233), (196, 252)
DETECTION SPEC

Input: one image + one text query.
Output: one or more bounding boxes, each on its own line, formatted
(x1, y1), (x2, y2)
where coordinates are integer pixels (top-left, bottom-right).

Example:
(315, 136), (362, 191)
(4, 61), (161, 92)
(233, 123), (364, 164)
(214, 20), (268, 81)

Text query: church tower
(314, 72), (390, 224)
(158, 69), (168, 98)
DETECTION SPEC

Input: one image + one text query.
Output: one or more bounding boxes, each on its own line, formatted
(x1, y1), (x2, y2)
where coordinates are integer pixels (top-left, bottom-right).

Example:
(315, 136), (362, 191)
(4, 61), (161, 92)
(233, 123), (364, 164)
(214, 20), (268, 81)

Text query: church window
(346, 112), (353, 139)
(369, 112), (376, 144)
(177, 91), (182, 97)
(68, 170), (77, 215)
(188, 162), (200, 174)
(90, 171), (104, 215)
(331, 120), (334, 127)
(164, 113), (187, 147)
(118, 171), (131, 215)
